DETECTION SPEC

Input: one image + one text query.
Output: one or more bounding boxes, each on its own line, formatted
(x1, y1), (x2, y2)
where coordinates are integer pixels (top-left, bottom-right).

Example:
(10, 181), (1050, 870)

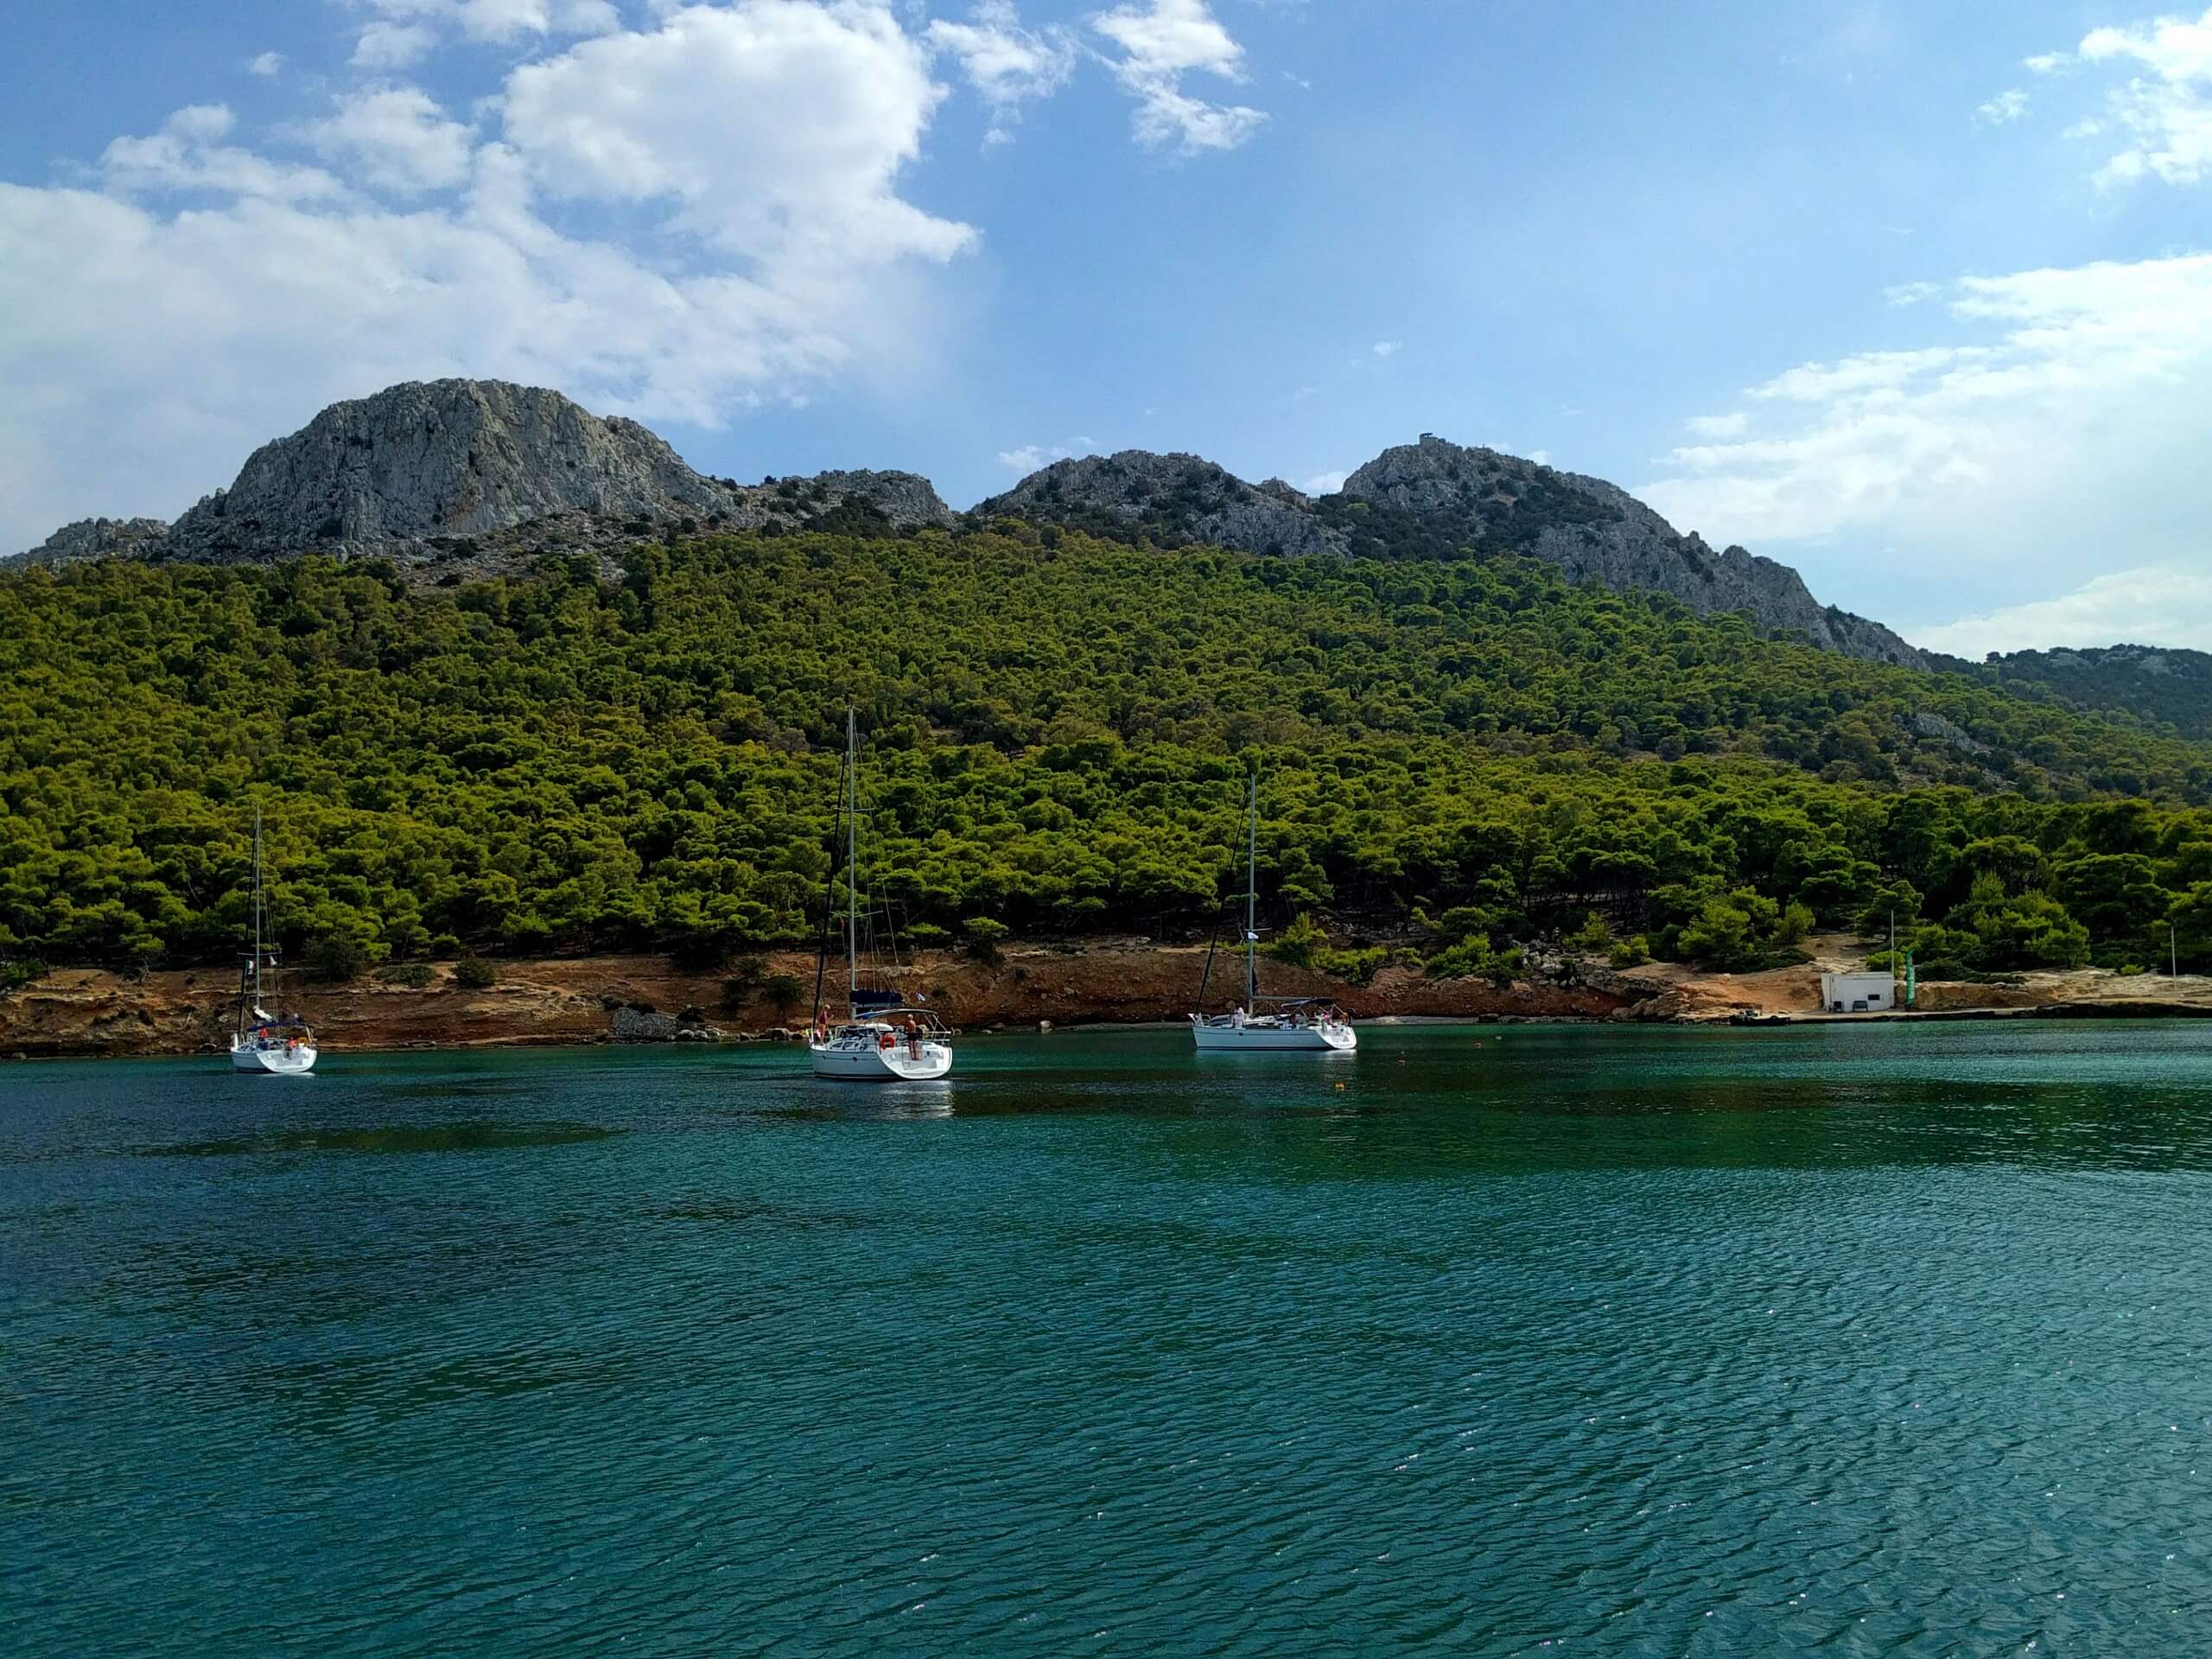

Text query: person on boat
(1231, 1006), (1245, 1028)
(903, 1014), (920, 1058)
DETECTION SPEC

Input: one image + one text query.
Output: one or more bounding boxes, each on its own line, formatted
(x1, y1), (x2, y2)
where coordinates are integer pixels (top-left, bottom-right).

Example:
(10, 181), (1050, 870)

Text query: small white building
(1821, 971), (1895, 1014)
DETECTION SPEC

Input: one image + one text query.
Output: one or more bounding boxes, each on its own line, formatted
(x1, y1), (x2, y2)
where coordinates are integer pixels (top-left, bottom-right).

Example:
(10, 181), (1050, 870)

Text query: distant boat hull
(810, 1031), (953, 1082)
(232, 1039), (318, 1075)
(1191, 1017), (1356, 1052)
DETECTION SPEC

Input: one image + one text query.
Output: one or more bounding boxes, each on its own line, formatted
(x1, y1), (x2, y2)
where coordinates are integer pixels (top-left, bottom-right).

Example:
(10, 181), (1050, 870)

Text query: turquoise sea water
(5, 1022), (2212, 1656)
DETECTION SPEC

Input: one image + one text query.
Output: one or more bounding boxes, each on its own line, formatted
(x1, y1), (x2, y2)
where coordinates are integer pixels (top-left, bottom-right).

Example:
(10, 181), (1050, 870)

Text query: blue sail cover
(851, 988), (905, 1013)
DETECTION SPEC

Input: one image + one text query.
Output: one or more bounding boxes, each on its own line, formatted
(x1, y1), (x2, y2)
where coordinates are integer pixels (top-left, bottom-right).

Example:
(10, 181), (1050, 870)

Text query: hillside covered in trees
(2, 526), (2209, 987)
(1955, 645), (2212, 744)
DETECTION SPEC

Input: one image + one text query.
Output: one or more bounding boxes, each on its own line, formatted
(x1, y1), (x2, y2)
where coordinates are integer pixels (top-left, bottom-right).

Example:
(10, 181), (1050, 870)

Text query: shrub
(1566, 911), (1615, 954)
(963, 918), (1010, 965)
(1, 957), (50, 994)
(905, 922), (950, 948)
(763, 972), (806, 1016)
(1426, 931), (1522, 987)
(1268, 913), (1327, 969)
(1610, 936), (1650, 969)
(307, 934), (372, 982)
(453, 954), (498, 989)
(1313, 944), (1390, 987)
(379, 960), (435, 988)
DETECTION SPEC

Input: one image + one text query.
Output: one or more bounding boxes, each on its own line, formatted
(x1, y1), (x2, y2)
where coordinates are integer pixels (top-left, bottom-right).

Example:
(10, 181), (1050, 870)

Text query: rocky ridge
(14, 379), (955, 576)
(14, 378), (1918, 667)
(976, 434), (1927, 669)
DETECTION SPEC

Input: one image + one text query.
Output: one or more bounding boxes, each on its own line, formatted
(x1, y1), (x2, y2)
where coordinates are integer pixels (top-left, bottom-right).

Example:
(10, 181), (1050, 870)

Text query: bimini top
(850, 988), (906, 1014)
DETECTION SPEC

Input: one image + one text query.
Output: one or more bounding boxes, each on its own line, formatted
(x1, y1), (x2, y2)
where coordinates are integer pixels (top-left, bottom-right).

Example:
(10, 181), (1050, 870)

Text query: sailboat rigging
(1189, 769), (1356, 1052)
(807, 712), (954, 1082)
(231, 804), (319, 1075)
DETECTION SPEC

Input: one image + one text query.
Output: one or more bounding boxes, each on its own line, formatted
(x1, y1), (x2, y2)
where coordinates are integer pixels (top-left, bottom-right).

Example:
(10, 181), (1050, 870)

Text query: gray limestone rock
(16, 517), (173, 568)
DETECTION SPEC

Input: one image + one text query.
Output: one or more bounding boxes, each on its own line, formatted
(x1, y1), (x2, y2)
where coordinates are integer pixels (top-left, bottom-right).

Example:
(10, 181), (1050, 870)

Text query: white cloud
(1684, 412), (1748, 440)
(502, 3), (971, 269)
(1090, 0), (1267, 154)
(1977, 88), (2030, 124)
(1884, 280), (1943, 307)
(1370, 339), (1402, 358)
(302, 87), (475, 194)
(927, 2), (1076, 144)
(358, 0), (620, 48)
(1299, 468), (1348, 496)
(248, 52), (284, 78)
(353, 23), (439, 70)
(99, 105), (345, 203)
(1639, 254), (2212, 635)
(2031, 6), (2212, 186)
(998, 438), (1101, 471)
(1918, 561), (2212, 655)
(2024, 51), (2069, 76)
(0, 3), (982, 553)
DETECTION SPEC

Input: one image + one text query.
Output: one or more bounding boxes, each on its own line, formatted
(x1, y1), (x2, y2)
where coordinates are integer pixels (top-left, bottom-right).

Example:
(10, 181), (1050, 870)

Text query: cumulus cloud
(2025, 6), (2212, 186)
(927, 1), (1077, 144)
(503, 3), (971, 269)
(302, 87), (475, 194)
(1299, 469), (1349, 496)
(99, 105), (345, 202)
(1370, 340), (1402, 358)
(1640, 253), (2212, 639)
(1090, 0), (1267, 153)
(0, 2), (981, 552)
(353, 23), (439, 70)
(1918, 561), (2212, 656)
(247, 52), (284, 78)
(358, 0), (620, 48)
(1977, 88), (2030, 124)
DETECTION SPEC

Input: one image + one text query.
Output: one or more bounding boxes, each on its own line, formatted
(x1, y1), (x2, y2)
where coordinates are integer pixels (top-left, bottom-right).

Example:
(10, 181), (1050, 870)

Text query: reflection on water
(4, 1022), (2212, 1657)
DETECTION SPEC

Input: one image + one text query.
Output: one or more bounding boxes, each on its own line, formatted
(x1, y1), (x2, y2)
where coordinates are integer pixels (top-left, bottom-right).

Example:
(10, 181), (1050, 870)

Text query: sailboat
(231, 805), (318, 1075)
(1190, 771), (1357, 1053)
(808, 713), (954, 1083)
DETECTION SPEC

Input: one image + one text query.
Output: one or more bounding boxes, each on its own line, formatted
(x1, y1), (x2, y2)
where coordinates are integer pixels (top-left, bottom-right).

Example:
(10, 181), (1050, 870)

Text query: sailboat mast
(1245, 769), (1258, 1011)
(846, 709), (859, 1012)
(251, 804), (265, 1008)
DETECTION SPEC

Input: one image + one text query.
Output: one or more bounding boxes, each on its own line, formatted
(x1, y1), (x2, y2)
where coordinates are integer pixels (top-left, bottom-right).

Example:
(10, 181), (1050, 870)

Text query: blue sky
(3, 0), (2209, 652)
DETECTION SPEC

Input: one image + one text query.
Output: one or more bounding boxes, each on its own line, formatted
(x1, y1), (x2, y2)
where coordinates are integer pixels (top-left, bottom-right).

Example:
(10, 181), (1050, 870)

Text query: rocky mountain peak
(10, 378), (954, 576)
(8, 381), (1922, 671)
(975, 449), (1339, 557)
(16, 517), (172, 569)
(160, 379), (728, 564)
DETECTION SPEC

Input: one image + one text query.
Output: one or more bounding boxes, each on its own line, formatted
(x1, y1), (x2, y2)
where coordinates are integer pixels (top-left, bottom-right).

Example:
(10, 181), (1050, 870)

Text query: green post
(1904, 950), (1916, 1008)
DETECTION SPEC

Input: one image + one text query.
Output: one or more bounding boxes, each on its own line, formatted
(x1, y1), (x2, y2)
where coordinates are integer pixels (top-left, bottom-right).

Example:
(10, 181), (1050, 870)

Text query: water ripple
(4, 1023), (2212, 1656)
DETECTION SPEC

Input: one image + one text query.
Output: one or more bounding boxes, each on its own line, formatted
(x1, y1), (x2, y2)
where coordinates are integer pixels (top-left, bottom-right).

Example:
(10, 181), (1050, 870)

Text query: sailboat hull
(232, 1040), (318, 1075)
(809, 1036), (953, 1082)
(1191, 1019), (1356, 1052)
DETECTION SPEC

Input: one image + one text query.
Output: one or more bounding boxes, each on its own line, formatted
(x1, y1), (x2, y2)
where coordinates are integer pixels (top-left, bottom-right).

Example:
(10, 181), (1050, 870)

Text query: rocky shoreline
(3, 937), (2208, 1060)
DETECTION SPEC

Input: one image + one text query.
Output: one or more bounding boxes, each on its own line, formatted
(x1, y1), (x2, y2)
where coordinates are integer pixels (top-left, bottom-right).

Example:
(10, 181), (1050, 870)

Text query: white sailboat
(808, 713), (954, 1083)
(231, 805), (318, 1075)
(1190, 772), (1357, 1053)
